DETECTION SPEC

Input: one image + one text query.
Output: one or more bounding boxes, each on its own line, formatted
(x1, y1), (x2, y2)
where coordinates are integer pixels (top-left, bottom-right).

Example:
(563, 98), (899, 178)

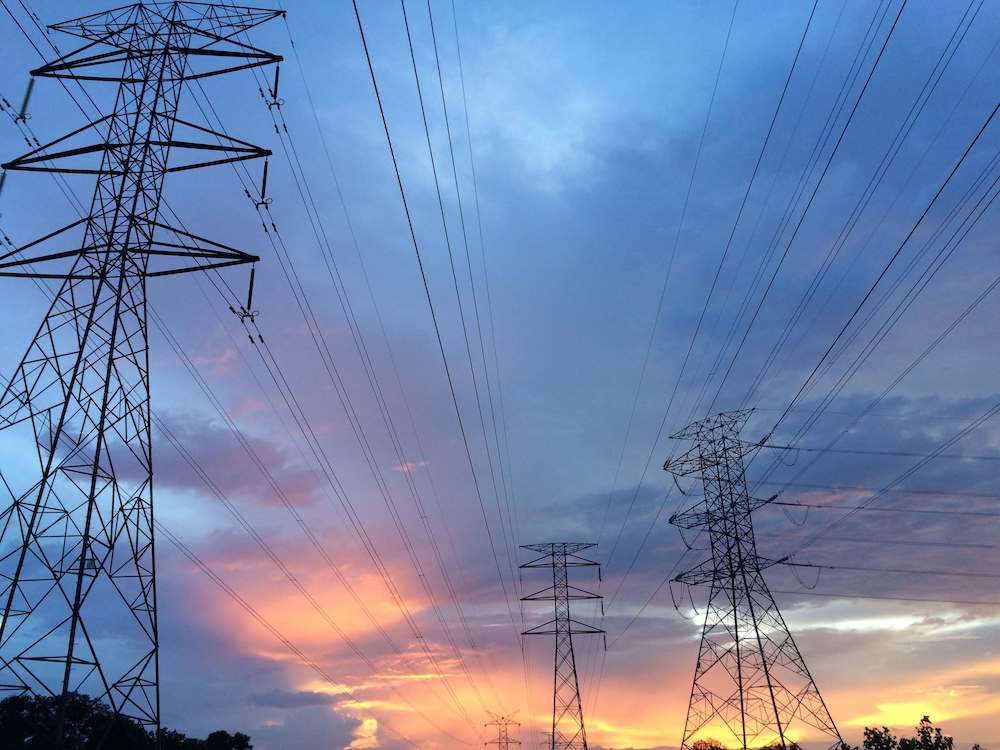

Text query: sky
(1, 0), (1000, 748)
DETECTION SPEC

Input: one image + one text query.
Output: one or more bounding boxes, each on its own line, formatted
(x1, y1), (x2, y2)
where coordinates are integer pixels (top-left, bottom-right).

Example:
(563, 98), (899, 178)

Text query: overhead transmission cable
(397, 0), (520, 603)
(184, 70), (494, 724)
(350, 0), (522, 647)
(424, 0), (518, 567)
(274, 4), (512, 711)
(703, 0), (910, 415)
(440, 1), (535, 738)
(588, 0), (817, 711)
(685, 0), (894, 423)
(599, 0), (742, 570)
(752, 103), (1000, 494)
(739, 0), (986, 407)
(596, 0), (888, 620)
(188, 10), (505, 715)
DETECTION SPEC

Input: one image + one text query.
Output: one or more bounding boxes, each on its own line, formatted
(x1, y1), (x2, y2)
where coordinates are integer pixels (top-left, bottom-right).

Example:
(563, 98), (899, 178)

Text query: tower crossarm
(47, 3), (284, 56)
(0, 217), (261, 280)
(522, 619), (605, 637)
(2, 116), (271, 177)
(668, 499), (713, 530)
(521, 584), (603, 602)
(669, 494), (778, 532)
(675, 555), (787, 586)
(662, 444), (708, 477)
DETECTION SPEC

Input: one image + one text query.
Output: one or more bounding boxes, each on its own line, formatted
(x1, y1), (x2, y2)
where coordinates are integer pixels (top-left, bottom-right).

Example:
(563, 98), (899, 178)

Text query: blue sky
(2, 1), (1000, 748)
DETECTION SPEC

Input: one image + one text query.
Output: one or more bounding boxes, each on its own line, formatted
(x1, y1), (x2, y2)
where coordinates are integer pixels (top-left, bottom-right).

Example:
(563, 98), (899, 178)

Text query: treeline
(692, 717), (986, 750)
(0, 693), (252, 749)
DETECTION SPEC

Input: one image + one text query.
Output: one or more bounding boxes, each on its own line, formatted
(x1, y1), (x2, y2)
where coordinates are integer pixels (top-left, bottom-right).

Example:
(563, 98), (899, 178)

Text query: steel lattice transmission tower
(0, 2), (282, 734)
(521, 543), (604, 750)
(486, 712), (522, 750)
(663, 410), (842, 750)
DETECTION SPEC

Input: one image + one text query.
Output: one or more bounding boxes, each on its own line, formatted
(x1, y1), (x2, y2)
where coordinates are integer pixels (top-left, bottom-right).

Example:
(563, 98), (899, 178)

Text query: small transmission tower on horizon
(0, 2), (282, 736)
(486, 712), (521, 750)
(521, 543), (605, 750)
(663, 410), (842, 750)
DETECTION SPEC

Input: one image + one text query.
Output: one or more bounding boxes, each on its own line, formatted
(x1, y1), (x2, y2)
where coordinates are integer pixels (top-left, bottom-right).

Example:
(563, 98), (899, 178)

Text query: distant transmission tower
(0, 2), (281, 735)
(486, 712), (521, 750)
(663, 410), (842, 750)
(521, 543), (604, 750)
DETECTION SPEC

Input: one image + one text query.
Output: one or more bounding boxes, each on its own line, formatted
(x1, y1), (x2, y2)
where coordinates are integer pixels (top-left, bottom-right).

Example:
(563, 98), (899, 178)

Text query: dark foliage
(685, 717), (979, 750)
(0, 693), (251, 750)
(852, 717), (963, 750)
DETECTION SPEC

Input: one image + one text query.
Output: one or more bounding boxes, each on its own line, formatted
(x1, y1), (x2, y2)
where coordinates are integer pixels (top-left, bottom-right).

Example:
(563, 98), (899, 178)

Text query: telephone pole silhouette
(663, 410), (842, 750)
(0, 2), (281, 735)
(521, 543), (604, 750)
(486, 712), (521, 750)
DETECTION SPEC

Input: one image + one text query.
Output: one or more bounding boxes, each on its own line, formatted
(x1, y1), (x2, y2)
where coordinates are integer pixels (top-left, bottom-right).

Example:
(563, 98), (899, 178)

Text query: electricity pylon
(486, 712), (521, 750)
(521, 543), (604, 750)
(663, 410), (842, 750)
(0, 2), (281, 736)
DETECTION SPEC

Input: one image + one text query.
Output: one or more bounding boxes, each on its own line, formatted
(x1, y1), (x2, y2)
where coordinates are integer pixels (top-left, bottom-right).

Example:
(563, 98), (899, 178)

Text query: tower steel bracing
(486, 712), (521, 750)
(521, 543), (604, 750)
(0, 2), (281, 736)
(663, 410), (842, 750)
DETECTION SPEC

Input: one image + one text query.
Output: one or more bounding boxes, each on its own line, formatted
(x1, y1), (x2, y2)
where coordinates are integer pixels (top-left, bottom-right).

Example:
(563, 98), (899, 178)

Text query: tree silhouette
(857, 717), (962, 750)
(899, 717), (953, 750)
(0, 693), (252, 749)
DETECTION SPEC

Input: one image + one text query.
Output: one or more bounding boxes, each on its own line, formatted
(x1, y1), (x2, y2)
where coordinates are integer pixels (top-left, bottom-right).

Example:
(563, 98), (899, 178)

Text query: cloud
(250, 705), (364, 750)
(153, 409), (328, 508)
(251, 689), (339, 709)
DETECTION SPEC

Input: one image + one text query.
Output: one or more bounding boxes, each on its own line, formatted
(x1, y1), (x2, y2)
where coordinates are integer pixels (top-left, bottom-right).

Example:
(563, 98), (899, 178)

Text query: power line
(186, 35), (501, 722)
(443, 1), (534, 736)
(424, 0), (518, 574)
(756, 480), (1000, 502)
(765, 100), (1000, 437)
(705, 0), (909, 414)
(597, 0), (897, 623)
(350, 0), (522, 648)
(771, 500), (1000, 518)
(8, 0), (494, 724)
(397, 0), (520, 617)
(784, 561), (1000, 580)
(771, 589), (1000, 608)
(598, 0), (743, 564)
(767, 444), (1000, 462)
(740, 0), (986, 407)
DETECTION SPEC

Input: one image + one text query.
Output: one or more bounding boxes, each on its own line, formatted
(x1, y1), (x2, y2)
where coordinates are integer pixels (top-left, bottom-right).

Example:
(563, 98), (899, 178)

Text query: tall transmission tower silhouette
(0, 2), (281, 735)
(663, 410), (842, 750)
(486, 712), (521, 750)
(521, 543), (604, 750)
